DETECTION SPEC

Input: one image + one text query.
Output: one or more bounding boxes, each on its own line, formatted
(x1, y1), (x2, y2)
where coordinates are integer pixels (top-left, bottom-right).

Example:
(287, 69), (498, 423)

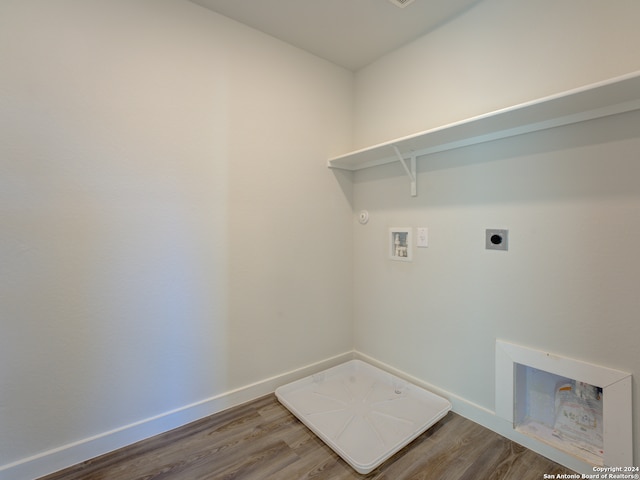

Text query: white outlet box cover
(417, 228), (428, 248)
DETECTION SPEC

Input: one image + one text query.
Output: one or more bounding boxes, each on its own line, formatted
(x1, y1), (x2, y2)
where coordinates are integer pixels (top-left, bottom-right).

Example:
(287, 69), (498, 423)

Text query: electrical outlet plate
(486, 229), (508, 251)
(417, 227), (428, 248)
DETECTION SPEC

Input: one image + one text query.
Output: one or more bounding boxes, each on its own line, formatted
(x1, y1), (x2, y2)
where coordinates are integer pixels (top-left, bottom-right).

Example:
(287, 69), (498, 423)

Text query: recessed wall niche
(496, 340), (632, 468)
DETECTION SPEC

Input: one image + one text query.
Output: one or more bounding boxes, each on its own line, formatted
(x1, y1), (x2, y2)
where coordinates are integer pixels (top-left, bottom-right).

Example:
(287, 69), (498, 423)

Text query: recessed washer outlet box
(486, 229), (508, 251)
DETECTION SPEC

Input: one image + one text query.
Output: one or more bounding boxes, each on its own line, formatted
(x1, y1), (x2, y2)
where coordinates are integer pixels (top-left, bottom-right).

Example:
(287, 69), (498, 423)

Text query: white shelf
(328, 71), (640, 193)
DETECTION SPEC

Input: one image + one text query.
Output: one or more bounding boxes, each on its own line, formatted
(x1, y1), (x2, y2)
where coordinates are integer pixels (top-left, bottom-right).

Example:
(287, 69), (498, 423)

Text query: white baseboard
(2, 349), (593, 479)
(0, 351), (354, 480)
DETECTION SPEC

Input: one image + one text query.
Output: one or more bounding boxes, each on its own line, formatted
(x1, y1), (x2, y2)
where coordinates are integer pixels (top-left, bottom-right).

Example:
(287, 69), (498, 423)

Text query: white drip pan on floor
(275, 360), (451, 474)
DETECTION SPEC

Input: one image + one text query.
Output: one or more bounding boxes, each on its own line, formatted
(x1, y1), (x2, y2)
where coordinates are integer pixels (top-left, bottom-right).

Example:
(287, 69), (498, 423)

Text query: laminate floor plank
(37, 394), (577, 480)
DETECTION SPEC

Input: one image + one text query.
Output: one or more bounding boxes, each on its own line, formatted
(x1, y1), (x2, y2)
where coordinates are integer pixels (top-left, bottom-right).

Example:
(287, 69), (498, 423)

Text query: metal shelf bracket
(392, 145), (417, 197)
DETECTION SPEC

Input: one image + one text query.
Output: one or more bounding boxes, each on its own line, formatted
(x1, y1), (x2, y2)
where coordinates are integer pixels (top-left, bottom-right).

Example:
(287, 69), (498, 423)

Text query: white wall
(352, 0), (640, 468)
(0, 0), (353, 476)
(354, 0), (640, 148)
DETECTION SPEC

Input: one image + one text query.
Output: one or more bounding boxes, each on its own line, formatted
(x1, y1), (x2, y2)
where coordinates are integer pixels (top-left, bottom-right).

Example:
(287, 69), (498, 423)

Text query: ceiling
(188, 0), (479, 71)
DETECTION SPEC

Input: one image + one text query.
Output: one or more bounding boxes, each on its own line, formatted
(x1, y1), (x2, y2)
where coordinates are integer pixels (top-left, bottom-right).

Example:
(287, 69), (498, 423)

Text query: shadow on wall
(331, 168), (355, 210)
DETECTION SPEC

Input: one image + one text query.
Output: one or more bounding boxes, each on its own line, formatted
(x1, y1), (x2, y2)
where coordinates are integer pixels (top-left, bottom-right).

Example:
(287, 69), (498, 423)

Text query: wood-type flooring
(38, 394), (577, 480)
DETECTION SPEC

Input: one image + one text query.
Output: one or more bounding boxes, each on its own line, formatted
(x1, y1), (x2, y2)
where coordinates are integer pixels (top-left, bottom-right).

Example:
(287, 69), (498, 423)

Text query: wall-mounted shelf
(328, 71), (640, 196)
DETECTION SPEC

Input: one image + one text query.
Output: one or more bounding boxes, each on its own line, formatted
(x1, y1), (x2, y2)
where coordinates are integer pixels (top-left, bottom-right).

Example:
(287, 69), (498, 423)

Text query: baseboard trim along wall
(0, 351), (355, 480)
(3, 349), (593, 480)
